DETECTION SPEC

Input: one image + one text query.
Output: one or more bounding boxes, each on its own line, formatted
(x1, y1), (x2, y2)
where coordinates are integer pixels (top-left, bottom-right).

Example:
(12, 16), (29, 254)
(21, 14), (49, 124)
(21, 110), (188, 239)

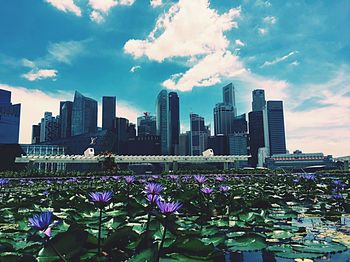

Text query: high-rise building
(156, 90), (169, 155)
(232, 113), (248, 133)
(102, 96), (116, 130)
(190, 113), (208, 156)
(168, 92), (180, 155)
(31, 124), (41, 144)
(137, 112), (156, 136)
(248, 111), (265, 167)
(40, 112), (60, 142)
(228, 133), (248, 155)
(207, 135), (228, 155)
(252, 89), (266, 112)
(223, 83), (236, 109)
(0, 89), (21, 144)
(179, 132), (191, 156)
(267, 101), (287, 155)
(71, 91), (98, 136)
(213, 103), (235, 135)
(59, 101), (73, 138)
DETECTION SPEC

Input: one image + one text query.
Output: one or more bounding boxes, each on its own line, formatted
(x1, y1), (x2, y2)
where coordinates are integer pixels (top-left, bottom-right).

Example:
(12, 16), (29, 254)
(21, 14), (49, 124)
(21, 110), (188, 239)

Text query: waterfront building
(127, 135), (161, 155)
(31, 124), (41, 144)
(168, 92), (180, 155)
(137, 112), (156, 136)
(71, 91), (98, 136)
(252, 89), (266, 112)
(248, 111), (265, 167)
(179, 132), (191, 155)
(102, 96), (116, 130)
(156, 90), (169, 155)
(39, 112), (60, 142)
(190, 113), (208, 156)
(207, 135), (228, 155)
(267, 101), (287, 155)
(213, 103), (235, 135)
(0, 89), (21, 144)
(223, 83), (237, 112)
(59, 101), (73, 138)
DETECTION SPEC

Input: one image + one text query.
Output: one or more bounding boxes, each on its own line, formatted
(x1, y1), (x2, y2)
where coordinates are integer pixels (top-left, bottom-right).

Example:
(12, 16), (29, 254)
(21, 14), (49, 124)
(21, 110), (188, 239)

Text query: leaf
(226, 234), (267, 251)
(128, 248), (156, 262)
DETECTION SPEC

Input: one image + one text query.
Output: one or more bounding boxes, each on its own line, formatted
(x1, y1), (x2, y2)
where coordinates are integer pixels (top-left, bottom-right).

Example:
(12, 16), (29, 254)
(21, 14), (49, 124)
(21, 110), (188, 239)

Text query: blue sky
(0, 0), (349, 156)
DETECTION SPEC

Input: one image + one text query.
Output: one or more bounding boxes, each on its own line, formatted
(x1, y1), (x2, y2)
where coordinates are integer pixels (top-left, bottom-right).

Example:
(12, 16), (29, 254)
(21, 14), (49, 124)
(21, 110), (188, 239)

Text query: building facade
(71, 91), (98, 136)
(0, 89), (21, 144)
(102, 96), (116, 130)
(39, 112), (60, 142)
(190, 113), (208, 156)
(213, 103), (235, 135)
(252, 89), (266, 112)
(137, 112), (156, 136)
(168, 92), (180, 155)
(156, 90), (169, 155)
(267, 101), (286, 155)
(248, 111), (265, 167)
(59, 101), (73, 139)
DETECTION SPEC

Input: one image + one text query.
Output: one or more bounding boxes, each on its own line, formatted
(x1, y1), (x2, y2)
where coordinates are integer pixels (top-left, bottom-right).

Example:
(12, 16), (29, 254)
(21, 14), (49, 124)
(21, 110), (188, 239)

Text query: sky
(0, 0), (349, 156)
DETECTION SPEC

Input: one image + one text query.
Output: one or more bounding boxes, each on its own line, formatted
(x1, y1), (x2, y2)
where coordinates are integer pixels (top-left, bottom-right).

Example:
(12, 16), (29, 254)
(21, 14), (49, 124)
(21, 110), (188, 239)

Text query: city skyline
(0, 0), (349, 156)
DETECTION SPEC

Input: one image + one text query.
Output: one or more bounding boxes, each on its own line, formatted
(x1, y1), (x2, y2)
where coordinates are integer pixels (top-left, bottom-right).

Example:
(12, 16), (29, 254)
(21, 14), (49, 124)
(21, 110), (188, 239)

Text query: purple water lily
(215, 176), (225, 182)
(333, 180), (345, 189)
(124, 176), (135, 184)
(194, 175), (206, 184)
(29, 211), (54, 237)
(201, 187), (214, 194)
(302, 174), (316, 181)
(144, 182), (163, 195)
(157, 200), (182, 215)
(332, 193), (343, 200)
(146, 194), (160, 204)
(89, 191), (113, 207)
(219, 185), (230, 193)
(0, 178), (9, 186)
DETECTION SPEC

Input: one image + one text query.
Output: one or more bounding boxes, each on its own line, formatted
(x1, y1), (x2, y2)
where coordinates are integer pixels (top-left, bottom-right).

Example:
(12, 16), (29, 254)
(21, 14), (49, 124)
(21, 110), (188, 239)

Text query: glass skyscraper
(213, 103), (235, 135)
(267, 101), (287, 155)
(190, 113), (208, 155)
(156, 90), (169, 155)
(59, 101), (73, 138)
(71, 91), (98, 136)
(168, 92), (180, 155)
(137, 112), (156, 136)
(102, 96), (116, 130)
(0, 89), (21, 144)
(252, 89), (266, 112)
(248, 111), (265, 167)
(223, 83), (236, 110)
(39, 112), (60, 142)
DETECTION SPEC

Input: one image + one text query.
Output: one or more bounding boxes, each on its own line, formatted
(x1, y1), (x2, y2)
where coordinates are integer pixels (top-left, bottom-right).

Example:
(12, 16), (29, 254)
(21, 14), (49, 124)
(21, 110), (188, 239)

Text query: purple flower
(0, 178), (10, 186)
(219, 185), (230, 193)
(157, 200), (182, 215)
(146, 194), (160, 204)
(332, 193), (343, 200)
(29, 211), (54, 237)
(144, 183), (163, 195)
(333, 180), (345, 189)
(169, 175), (178, 181)
(293, 179), (300, 184)
(194, 175), (206, 184)
(89, 191), (113, 207)
(215, 176), (225, 182)
(124, 176), (135, 184)
(201, 187), (214, 194)
(302, 174), (316, 181)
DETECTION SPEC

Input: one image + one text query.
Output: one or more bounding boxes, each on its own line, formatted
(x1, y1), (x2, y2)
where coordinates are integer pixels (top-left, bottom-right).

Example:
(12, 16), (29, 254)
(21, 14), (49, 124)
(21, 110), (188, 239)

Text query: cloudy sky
(0, 0), (349, 156)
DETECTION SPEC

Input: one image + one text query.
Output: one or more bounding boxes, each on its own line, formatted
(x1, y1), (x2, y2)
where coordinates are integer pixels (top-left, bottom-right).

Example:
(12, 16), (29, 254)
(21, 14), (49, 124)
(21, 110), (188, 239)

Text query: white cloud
(90, 10), (104, 23)
(162, 51), (246, 91)
(261, 51), (299, 68)
(235, 39), (245, 47)
(130, 65), (141, 73)
(289, 60), (299, 67)
(150, 0), (162, 8)
(21, 59), (36, 68)
(255, 0), (272, 8)
(47, 40), (85, 64)
(0, 84), (142, 144)
(263, 16), (276, 24)
(124, 0), (241, 61)
(21, 69), (58, 81)
(258, 28), (268, 35)
(46, 0), (82, 16)
(88, 0), (135, 23)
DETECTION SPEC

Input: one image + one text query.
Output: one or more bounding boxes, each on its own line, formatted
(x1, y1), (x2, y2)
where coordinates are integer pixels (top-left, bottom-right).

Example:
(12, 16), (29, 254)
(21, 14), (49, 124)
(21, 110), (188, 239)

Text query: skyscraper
(229, 114), (248, 156)
(213, 103), (235, 135)
(59, 101), (73, 138)
(156, 90), (169, 155)
(102, 96), (116, 130)
(267, 101), (287, 155)
(248, 111), (265, 167)
(40, 112), (60, 142)
(137, 112), (156, 136)
(168, 92), (180, 155)
(71, 91), (98, 136)
(223, 83), (237, 115)
(31, 124), (41, 144)
(0, 89), (21, 144)
(252, 89), (266, 112)
(190, 113), (208, 155)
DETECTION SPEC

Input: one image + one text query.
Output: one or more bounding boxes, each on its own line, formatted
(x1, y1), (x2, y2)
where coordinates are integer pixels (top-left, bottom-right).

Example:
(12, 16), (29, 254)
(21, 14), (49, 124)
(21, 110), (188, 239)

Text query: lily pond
(0, 173), (349, 261)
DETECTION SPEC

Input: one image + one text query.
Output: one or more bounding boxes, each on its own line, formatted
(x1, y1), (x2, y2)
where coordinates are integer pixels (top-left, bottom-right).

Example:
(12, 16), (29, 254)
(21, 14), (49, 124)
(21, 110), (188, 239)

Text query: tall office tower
(31, 124), (41, 144)
(222, 83), (237, 115)
(179, 132), (191, 155)
(232, 114), (248, 133)
(229, 113), (248, 155)
(168, 92), (180, 155)
(248, 111), (265, 167)
(213, 103), (235, 135)
(102, 96), (116, 130)
(40, 112), (60, 142)
(252, 89), (266, 112)
(115, 117), (136, 154)
(0, 89), (21, 144)
(190, 113), (208, 156)
(207, 135), (228, 155)
(59, 101), (73, 138)
(156, 90), (169, 155)
(137, 112), (156, 136)
(267, 101), (287, 155)
(71, 91), (98, 136)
